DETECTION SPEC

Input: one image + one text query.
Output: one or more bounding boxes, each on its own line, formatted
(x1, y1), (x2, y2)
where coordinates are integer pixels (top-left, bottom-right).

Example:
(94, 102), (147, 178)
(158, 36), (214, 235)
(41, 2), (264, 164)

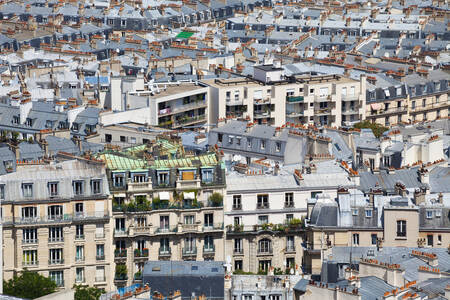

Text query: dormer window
(12, 116), (19, 124)
(426, 210), (432, 219)
(352, 209), (358, 216)
(72, 123), (79, 132)
(26, 118), (33, 127)
(365, 209), (372, 218)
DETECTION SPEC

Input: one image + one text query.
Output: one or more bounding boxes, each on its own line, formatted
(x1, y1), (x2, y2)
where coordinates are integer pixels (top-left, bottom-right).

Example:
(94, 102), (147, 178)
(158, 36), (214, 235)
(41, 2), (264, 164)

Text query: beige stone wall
(383, 208), (419, 247)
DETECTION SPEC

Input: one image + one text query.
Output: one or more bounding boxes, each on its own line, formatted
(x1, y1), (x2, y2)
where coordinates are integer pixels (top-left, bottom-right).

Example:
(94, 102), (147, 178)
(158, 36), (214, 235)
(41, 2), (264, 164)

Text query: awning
(183, 192), (195, 200)
(159, 192), (170, 201)
(370, 103), (382, 110)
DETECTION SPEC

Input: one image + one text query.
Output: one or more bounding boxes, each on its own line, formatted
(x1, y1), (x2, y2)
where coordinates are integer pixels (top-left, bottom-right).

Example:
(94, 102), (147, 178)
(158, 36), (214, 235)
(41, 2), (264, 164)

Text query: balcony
(132, 225), (151, 235)
(286, 110), (304, 118)
(158, 100), (207, 117)
(410, 101), (448, 113)
(257, 248), (273, 256)
(75, 234), (85, 240)
(114, 274), (128, 284)
(254, 111), (271, 119)
(173, 115), (207, 129)
(114, 249), (127, 260)
(314, 107), (332, 115)
(182, 247), (197, 257)
(369, 106), (407, 117)
(49, 259), (64, 265)
(203, 245), (215, 255)
(23, 260), (39, 267)
(226, 98), (244, 106)
(22, 239), (38, 245)
(15, 212), (110, 225)
(127, 181), (152, 193)
(233, 248), (243, 255)
(203, 223), (223, 232)
(134, 272), (142, 282)
(114, 228), (128, 237)
(181, 223), (200, 233)
(286, 96), (304, 103)
(341, 95), (359, 101)
(232, 205), (242, 210)
(314, 95), (333, 103)
(96, 254), (105, 261)
(285, 246), (296, 253)
(75, 256), (85, 263)
(134, 248), (149, 259)
(176, 178), (201, 190)
(48, 237), (64, 243)
(158, 247), (171, 258)
(155, 226), (177, 234)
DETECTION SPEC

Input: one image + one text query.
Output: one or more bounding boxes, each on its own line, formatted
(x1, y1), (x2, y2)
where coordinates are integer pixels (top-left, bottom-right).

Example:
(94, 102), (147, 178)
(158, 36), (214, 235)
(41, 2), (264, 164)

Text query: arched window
(258, 238), (272, 254)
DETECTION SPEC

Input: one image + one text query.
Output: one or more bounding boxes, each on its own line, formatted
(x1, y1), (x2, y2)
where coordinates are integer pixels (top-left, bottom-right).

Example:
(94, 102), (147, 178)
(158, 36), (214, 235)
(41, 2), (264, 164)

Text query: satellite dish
(226, 255), (231, 264)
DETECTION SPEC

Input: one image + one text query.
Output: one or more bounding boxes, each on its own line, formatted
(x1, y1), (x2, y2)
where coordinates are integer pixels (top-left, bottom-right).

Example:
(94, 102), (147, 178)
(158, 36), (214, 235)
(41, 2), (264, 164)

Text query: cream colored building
(0, 158), (114, 291)
(204, 67), (366, 128)
(97, 143), (226, 288)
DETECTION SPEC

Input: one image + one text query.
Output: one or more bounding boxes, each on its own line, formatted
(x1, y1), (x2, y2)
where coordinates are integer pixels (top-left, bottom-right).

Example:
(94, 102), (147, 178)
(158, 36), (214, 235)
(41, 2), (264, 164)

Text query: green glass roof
(176, 31), (194, 39)
(97, 153), (146, 170)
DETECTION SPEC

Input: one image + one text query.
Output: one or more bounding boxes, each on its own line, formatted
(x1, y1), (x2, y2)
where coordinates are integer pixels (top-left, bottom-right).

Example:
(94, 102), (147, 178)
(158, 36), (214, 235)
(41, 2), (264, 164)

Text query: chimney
(445, 285), (450, 300)
(414, 188), (426, 205)
(74, 136), (83, 153)
(274, 127), (281, 137)
(245, 122), (254, 133)
(368, 188), (383, 207)
(438, 193), (443, 204)
(39, 139), (49, 157)
(418, 167), (429, 184)
(394, 182), (407, 197)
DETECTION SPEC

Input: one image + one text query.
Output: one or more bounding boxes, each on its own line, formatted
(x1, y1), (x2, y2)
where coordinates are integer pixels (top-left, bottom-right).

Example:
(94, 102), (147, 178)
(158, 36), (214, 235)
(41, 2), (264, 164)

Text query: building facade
(0, 157), (114, 290)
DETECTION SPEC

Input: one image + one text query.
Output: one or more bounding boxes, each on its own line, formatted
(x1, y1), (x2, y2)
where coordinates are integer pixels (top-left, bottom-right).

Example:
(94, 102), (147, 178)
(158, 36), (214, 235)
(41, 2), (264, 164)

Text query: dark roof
(254, 64), (284, 71)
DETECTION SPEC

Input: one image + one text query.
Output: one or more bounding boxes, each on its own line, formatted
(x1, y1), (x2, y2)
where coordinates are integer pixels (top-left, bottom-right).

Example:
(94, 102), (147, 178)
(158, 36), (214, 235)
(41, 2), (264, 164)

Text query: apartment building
(97, 137), (226, 288)
(365, 70), (449, 126)
(224, 160), (358, 274)
(304, 170), (450, 275)
(0, 157), (113, 290)
(104, 74), (209, 130)
(204, 64), (366, 128)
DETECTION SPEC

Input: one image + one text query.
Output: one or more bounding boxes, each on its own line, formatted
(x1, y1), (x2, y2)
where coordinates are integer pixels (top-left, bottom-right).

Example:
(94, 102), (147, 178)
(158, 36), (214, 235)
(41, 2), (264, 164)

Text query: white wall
(100, 107), (152, 126)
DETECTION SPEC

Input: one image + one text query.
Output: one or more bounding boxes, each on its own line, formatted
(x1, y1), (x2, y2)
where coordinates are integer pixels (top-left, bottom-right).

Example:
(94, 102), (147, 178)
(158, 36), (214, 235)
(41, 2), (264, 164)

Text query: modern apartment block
(103, 74), (209, 130)
(97, 137), (226, 288)
(204, 64), (366, 128)
(0, 157), (113, 290)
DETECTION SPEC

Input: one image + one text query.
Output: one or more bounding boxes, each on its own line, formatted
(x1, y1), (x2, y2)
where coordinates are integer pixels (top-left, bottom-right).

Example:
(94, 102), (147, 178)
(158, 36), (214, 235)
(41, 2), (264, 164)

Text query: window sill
(395, 237), (407, 240)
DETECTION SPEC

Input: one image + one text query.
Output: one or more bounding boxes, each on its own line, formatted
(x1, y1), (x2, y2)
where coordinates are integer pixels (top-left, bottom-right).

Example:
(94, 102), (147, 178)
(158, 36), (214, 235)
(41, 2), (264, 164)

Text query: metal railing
(114, 249), (127, 258)
(48, 237), (64, 243)
(75, 256), (85, 263)
(23, 260), (39, 267)
(22, 239), (38, 244)
(158, 247), (171, 256)
(49, 259), (64, 265)
(182, 247), (197, 256)
(203, 245), (215, 254)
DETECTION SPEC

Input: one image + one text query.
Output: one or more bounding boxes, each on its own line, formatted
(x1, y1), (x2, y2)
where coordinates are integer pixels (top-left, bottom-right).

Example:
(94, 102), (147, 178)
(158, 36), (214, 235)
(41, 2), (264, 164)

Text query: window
(76, 225), (84, 239)
(157, 172), (169, 185)
(311, 191), (322, 199)
(286, 88), (295, 97)
(23, 228), (38, 244)
(436, 210), (441, 217)
(160, 238), (170, 252)
(130, 137), (136, 144)
(286, 214), (293, 223)
(411, 101), (416, 109)
(286, 236), (295, 251)
(259, 260), (271, 272)
(135, 217), (147, 227)
(309, 88), (314, 94)
(75, 246), (84, 262)
(22, 183), (33, 198)
(49, 270), (64, 287)
(247, 138), (252, 148)
(160, 216), (169, 230)
(396, 220), (406, 237)
(228, 136), (233, 144)
(234, 90), (240, 100)
(234, 260), (243, 270)
(115, 218), (126, 232)
(226, 91), (231, 101)
(426, 210), (432, 219)
(49, 227), (63, 242)
(96, 224), (104, 238)
(48, 205), (63, 220)
(73, 181), (84, 196)
(121, 19), (126, 26)
(350, 86), (355, 95)
(352, 233), (359, 246)
(396, 87), (402, 96)
(427, 234), (433, 247)
(371, 234), (377, 245)
(341, 87), (347, 96)
(23, 250), (38, 266)
(218, 133), (223, 143)
(22, 207), (37, 220)
(285, 193), (294, 208)
(233, 216), (241, 226)
(204, 235), (214, 251)
(96, 244), (105, 260)
(184, 215), (195, 224)
(204, 213), (213, 228)
(438, 235), (442, 245)
(233, 195), (242, 210)
(96, 266), (105, 282)
(258, 215), (268, 225)
(257, 194), (269, 209)
(261, 140), (266, 150)
(234, 238), (243, 253)
(184, 237), (195, 252)
(105, 134), (112, 143)
(75, 203), (84, 217)
(76, 267), (84, 283)
(276, 142), (281, 152)
(236, 137), (241, 146)
(49, 248), (63, 264)
(258, 238), (272, 254)
(319, 87), (329, 97)
(365, 209), (372, 218)
(422, 99), (426, 107)
(120, 136), (126, 142)
(0, 184), (4, 200)
(91, 179), (102, 194)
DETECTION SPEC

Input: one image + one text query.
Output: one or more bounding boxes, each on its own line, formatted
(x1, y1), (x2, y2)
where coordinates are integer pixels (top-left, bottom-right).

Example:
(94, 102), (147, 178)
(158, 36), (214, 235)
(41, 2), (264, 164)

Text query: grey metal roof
(18, 142), (44, 161)
(359, 168), (423, 193)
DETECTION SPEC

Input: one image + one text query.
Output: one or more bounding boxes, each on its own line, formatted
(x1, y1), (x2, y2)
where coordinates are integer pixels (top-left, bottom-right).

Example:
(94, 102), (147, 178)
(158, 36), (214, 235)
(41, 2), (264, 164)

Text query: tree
(74, 284), (105, 300)
(3, 270), (57, 299)
(354, 120), (388, 138)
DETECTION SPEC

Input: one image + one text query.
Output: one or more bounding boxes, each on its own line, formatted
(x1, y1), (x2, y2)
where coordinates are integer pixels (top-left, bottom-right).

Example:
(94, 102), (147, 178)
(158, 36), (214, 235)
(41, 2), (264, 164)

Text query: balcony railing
(114, 249), (127, 258)
(49, 259), (64, 265)
(114, 229), (128, 237)
(234, 248), (243, 255)
(48, 237), (64, 243)
(158, 100), (207, 117)
(127, 181), (153, 192)
(158, 247), (171, 257)
(134, 248), (149, 258)
(114, 274), (128, 282)
(257, 248), (273, 255)
(182, 247), (197, 256)
(155, 226), (177, 234)
(13, 212), (110, 225)
(22, 239), (38, 244)
(285, 245), (296, 253)
(75, 256), (85, 263)
(54, 280), (65, 287)
(173, 115), (206, 128)
(23, 260), (39, 267)
(75, 234), (85, 240)
(96, 254), (105, 261)
(286, 96), (304, 103)
(203, 245), (215, 254)
(203, 223), (223, 231)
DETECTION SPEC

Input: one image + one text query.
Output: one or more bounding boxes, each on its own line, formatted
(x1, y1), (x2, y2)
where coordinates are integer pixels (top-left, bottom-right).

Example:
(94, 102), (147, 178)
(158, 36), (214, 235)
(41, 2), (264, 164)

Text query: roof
(175, 31), (194, 39)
